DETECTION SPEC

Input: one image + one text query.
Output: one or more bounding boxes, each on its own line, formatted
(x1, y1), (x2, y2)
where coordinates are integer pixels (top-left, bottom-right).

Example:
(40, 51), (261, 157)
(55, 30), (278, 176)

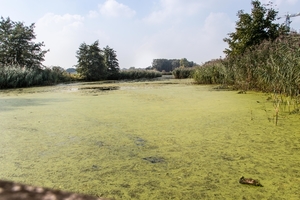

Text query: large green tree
(223, 0), (286, 57)
(103, 45), (119, 79)
(0, 17), (48, 68)
(76, 40), (107, 81)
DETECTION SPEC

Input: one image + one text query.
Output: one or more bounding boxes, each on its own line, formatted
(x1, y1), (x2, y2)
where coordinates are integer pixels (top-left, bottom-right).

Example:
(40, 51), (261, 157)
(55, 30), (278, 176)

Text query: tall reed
(0, 65), (73, 89)
(172, 67), (195, 79)
(222, 33), (300, 96)
(193, 59), (229, 85)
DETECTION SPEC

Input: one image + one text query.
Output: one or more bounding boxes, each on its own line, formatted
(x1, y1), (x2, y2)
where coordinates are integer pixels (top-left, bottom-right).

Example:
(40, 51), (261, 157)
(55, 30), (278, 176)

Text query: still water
(0, 79), (299, 199)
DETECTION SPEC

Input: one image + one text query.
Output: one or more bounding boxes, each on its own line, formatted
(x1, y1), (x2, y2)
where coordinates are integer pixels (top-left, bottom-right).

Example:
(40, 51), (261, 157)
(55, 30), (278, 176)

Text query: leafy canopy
(76, 40), (107, 81)
(76, 41), (120, 81)
(223, 0), (286, 57)
(103, 45), (119, 79)
(0, 17), (48, 68)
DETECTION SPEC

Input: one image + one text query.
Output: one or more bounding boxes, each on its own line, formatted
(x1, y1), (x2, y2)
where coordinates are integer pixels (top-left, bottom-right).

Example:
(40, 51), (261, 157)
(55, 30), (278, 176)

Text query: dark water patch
(95, 141), (105, 147)
(220, 155), (235, 161)
(150, 82), (180, 85)
(79, 86), (120, 91)
(135, 137), (146, 146)
(81, 80), (117, 85)
(142, 156), (165, 163)
(213, 85), (231, 90)
(81, 165), (100, 173)
(92, 165), (98, 169)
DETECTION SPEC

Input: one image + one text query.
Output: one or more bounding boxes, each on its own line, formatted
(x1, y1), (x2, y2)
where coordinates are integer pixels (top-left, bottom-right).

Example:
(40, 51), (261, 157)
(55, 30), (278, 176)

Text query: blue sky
(0, 0), (300, 69)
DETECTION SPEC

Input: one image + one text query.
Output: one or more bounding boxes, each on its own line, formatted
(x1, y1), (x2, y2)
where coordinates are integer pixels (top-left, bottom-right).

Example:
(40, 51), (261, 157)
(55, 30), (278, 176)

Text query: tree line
(149, 58), (198, 72)
(0, 16), (162, 88)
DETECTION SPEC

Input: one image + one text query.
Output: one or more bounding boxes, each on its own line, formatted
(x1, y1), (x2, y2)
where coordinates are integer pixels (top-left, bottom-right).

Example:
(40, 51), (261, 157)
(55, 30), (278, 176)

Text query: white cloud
(88, 10), (99, 19)
(201, 13), (234, 39)
(99, 0), (136, 18)
(35, 13), (113, 68)
(144, 0), (204, 24)
(35, 13), (86, 68)
(129, 12), (234, 68)
(197, 12), (234, 59)
(36, 13), (84, 33)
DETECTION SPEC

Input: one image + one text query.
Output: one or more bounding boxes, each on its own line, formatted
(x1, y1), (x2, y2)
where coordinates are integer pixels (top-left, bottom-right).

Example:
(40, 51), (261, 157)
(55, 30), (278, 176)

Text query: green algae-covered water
(0, 79), (300, 199)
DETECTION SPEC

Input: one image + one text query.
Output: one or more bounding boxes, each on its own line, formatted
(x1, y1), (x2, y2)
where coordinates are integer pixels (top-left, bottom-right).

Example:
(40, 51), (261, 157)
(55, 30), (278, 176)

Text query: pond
(0, 79), (300, 199)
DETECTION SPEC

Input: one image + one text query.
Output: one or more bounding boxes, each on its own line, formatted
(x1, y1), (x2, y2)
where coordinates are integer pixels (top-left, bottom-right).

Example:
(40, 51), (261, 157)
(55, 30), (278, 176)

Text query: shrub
(119, 69), (162, 80)
(172, 67), (195, 79)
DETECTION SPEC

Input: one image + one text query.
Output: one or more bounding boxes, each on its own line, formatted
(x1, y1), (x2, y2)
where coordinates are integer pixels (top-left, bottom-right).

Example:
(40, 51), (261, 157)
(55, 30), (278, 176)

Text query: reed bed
(193, 60), (228, 84)
(223, 33), (300, 96)
(0, 65), (73, 89)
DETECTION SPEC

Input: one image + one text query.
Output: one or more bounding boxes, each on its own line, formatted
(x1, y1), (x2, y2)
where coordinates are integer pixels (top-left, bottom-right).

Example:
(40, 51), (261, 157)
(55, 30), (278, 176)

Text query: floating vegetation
(1, 81), (300, 199)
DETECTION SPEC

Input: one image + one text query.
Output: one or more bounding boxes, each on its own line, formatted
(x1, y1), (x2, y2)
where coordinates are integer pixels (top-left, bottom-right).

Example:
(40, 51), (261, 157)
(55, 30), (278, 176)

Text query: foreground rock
(0, 180), (113, 200)
(239, 176), (263, 187)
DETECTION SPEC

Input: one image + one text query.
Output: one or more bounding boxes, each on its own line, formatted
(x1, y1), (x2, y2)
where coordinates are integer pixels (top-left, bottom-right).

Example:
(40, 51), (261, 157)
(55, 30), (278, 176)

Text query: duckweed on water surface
(0, 80), (300, 199)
